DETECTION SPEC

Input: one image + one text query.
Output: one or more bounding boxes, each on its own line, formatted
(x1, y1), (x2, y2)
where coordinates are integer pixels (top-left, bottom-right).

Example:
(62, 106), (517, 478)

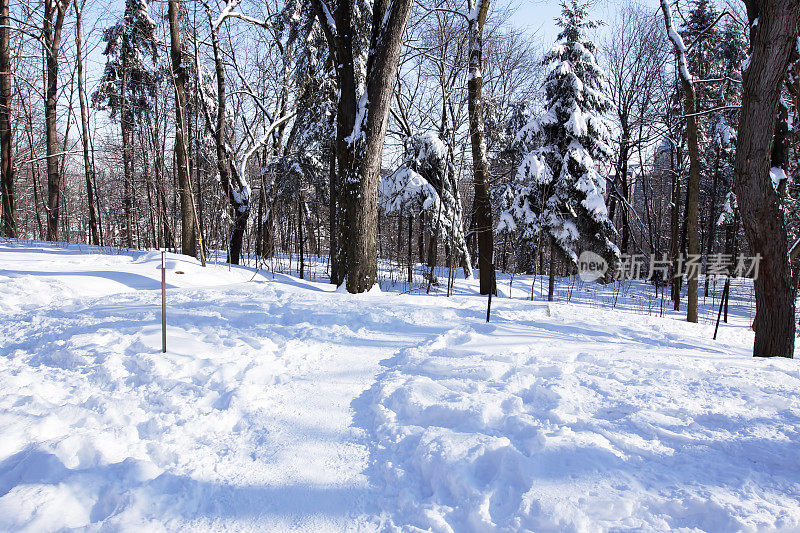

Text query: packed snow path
(1, 242), (799, 532)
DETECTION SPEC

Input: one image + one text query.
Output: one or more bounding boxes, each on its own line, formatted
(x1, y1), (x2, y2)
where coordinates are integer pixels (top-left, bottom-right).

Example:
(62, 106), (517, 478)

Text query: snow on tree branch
(212, 0), (270, 31)
(239, 112), (297, 181)
(660, 0), (693, 84)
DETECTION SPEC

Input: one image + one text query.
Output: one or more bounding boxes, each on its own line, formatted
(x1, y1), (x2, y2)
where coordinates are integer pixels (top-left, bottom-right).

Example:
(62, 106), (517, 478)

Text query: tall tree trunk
(548, 238), (555, 302)
(44, 0), (67, 241)
(311, 0), (414, 293)
(120, 54), (134, 248)
(407, 214), (413, 283)
(205, 16), (249, 265)
(619, 143), (631, 254)
(329, 147), (339, 284)
(683, 104), (701, 324)
(734, 0), (799, 358)
(264, 196), (276, 258)
(670, 149), (682, 310)
(74, 0), (98, 245)
(704, 156), (720, 297)
(418, 214), (425, 264)
(661, 0), (700, 323)
(255, 178), (264, 257)
(169, 0), (198, 258)
(0, 0), (12, 238)
(298, 192), (304, 279)
(467, 0), (495, 295)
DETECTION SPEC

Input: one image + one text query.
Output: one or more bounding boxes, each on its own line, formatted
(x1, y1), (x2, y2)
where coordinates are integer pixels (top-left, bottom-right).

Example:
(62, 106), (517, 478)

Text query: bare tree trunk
(21, 96), (44, 238)
(418, 214), (425, 264)
(661, 0), (700, 323)
(683, 104), (701, 324)
(467, 0), (495, 295)
(255, 179), (264, 257)
(407, 214), (413, 283)
(298, 192), (304, 279)
(670, 149), (682, 310)
(329, 145), (339, 284)
(204, 14), (249, 265)
(0, 0), (13, 238)
(168, 0), (198, 258)
(44, 0), (67, 241)
(74, 0), (98, 245)
(548, 238), (555, 302)
(310, 0), (414, 293)
(619, 138), (631, 254)
(734, 0), (799, 358)
(120, 52), (134, 248)
(705, 156), (721, 297)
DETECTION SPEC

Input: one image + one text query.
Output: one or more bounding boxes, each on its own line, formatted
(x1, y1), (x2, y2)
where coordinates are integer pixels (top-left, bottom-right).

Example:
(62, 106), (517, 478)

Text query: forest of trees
(0, 0), (798, 357)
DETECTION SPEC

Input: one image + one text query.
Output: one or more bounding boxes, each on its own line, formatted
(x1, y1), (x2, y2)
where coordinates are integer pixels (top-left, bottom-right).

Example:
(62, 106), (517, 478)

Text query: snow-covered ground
(1, 240), (799, 532)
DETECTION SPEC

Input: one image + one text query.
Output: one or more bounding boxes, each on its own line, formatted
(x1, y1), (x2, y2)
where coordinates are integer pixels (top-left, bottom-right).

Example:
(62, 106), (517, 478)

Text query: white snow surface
(1, 241), (800, 532)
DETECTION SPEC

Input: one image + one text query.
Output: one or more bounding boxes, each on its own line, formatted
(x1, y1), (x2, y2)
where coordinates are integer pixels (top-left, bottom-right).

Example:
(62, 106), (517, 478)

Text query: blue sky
(502, 0), (664, 45)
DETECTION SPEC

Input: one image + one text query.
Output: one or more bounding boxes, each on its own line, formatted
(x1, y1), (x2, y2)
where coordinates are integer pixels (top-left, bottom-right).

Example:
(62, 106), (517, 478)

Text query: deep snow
(1, 240), (799, 532)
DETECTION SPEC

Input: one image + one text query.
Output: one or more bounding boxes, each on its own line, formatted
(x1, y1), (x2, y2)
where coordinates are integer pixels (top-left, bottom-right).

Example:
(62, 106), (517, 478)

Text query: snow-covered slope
(0, 241), (798, 532)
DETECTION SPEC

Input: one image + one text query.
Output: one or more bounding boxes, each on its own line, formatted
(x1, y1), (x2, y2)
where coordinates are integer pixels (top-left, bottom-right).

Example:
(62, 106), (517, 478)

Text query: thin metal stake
(486, 264), (496, 322)
(162, 251), (167, 353)
(713, 276), (730, 340)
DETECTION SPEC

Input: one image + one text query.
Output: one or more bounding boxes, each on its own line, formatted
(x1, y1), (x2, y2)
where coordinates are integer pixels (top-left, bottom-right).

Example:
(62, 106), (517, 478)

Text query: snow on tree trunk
(310, 0), (414, 294)
(660, 0), (701, 323)
(467, 0), (495, 295)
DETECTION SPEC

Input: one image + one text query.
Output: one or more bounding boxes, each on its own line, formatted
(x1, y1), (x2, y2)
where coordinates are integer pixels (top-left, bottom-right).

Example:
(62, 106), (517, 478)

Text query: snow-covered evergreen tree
(380, 133), (474, 278)
(498, 0), (618, 272)
(93, 0), (160, 247)
(94, 0), (160, 122)
(684, 0), (722, 111)
(708, 19), (747, 224)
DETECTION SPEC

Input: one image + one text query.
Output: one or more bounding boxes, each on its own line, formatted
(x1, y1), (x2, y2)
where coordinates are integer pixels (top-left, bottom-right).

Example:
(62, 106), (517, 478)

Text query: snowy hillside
(1, 241), (799, 532)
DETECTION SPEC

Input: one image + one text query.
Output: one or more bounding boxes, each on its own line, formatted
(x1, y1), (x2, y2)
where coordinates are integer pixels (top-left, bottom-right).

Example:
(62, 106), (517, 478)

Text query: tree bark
(661, 0), (700, 323)
(310, 0), (414, 293)
(683, 96), (701, 324)
(0, 0), (12, 238)
(329, 142), (339, 284)
(619, 138), (631, 254)
(467, 0), (495, 295)
(44, 0), (68, 241)
(734, 0), (799, 358)
(670, 147), (682, 310)
(407, 214), (413, 283)
(548, 238), (555, 302)
(298, 192), (305, 279)
(120, 51), (133, 248)
(168, 0), (197, 258)
(74, 0), (98, 245)
(205, 15), (249, 265)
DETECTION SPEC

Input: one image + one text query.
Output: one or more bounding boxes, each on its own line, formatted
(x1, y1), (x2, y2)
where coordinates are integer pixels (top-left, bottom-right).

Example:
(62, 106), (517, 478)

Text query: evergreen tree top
(93, 0), (161, 122)
(500, 0), (617, 270)
(101, 0), (159, 62)
(554, 0), (602, 50)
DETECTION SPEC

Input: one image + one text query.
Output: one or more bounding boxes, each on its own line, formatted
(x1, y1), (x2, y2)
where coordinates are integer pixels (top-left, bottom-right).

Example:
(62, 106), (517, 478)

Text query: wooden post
(161, 251), (166, 353)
